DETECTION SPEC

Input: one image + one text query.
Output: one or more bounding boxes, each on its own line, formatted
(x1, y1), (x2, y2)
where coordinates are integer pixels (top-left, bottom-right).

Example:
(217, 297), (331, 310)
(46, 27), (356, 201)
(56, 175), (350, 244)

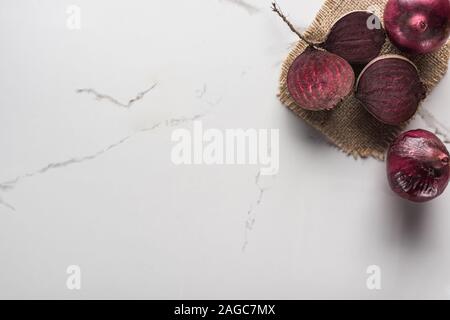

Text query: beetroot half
(387, 129), (450, 202)
(272, 4), (386, 65)
(272, 4), (356, 111)
(323, 11), (386, 65)
(384, 0), (450, 54)
(355, 55), (426, 125)
(272, 3), (386, 65)
(287, 47), (355, 111)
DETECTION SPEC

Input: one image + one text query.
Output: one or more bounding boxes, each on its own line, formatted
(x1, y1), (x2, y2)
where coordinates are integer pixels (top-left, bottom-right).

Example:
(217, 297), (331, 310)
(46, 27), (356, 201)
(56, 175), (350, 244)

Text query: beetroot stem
(271, 2), (316, 47)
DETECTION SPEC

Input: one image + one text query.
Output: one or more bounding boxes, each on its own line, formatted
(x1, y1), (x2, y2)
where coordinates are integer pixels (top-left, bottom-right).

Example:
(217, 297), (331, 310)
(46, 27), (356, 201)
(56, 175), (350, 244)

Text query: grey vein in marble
(0, 109), (218, 211)
(418, 109), (450, 144)
(0, 114), (207, 190)
(76, 83), (157, 109)
(0, 79), (223, 211)
(0, 135), (134, 192)
(221, 0), (260, 15)
(0, 195), (15, 211)
(242, 170), (276, 252)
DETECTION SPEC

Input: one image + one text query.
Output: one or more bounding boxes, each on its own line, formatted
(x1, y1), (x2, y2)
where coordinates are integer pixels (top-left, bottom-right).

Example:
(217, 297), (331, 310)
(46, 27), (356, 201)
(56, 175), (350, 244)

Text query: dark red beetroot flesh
(387, 129), (450, 202)
(272, 4), (386, 65)
(355, 55), (426, 125)
(287, 47), (355, 111)
(384, 0), (450, 54)
(323, 11), (386, 65)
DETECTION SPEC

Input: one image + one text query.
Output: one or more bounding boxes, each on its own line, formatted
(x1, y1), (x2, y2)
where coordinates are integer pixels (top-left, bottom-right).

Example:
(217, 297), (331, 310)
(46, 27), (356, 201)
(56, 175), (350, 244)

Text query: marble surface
(0, 0), (450, 299)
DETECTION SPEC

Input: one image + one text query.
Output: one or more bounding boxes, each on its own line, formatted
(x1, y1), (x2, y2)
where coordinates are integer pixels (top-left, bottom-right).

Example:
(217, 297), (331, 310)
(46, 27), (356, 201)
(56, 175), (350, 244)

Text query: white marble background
(0, 0), (449, 299)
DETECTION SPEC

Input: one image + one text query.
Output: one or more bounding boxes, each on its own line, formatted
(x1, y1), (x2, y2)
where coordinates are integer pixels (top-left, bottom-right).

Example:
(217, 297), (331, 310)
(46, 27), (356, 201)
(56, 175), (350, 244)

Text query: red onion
(355, 55), (426, 125)
(384, 0), (450, 54)
(387, 129), (450, 202)
(287, 47), (355, 111)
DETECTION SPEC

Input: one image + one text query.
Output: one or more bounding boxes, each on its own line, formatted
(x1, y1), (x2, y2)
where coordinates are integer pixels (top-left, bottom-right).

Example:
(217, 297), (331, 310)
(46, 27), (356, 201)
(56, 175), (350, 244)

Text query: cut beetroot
(287, 47), (355, 111)
(272, 4), (385, 67)
(355, 55), (426, 125)
(387, 129), (450, 202)
(323, 11), (386, 65)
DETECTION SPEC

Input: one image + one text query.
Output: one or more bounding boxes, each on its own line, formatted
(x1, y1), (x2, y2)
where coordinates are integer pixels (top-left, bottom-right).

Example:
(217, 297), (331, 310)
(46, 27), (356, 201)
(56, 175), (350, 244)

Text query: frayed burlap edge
(277, 0), (450, 160)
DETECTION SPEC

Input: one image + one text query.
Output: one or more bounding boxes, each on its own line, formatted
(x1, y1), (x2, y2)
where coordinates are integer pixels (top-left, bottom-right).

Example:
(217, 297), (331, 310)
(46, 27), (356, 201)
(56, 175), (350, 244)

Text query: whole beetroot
(287, 47), (355, 111)
(387, 129), (450, 202)
(355, 55), (426, 125)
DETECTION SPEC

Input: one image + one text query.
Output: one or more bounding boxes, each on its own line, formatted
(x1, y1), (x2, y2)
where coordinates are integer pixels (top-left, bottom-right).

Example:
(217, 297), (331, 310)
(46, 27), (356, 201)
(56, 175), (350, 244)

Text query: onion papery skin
(287, 47), (355, 111)
(387, 129), (450, 202)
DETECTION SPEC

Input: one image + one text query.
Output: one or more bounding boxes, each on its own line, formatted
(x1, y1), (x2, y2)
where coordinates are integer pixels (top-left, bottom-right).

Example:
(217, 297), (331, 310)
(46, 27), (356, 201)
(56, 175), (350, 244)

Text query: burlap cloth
(278, 0), (450, 160)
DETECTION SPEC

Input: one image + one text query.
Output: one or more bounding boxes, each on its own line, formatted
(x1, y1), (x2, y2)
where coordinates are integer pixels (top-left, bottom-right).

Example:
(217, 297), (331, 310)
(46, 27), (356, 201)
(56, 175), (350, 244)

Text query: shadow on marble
(392, 197), (431, 247)
(280, 106), (331, 149)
